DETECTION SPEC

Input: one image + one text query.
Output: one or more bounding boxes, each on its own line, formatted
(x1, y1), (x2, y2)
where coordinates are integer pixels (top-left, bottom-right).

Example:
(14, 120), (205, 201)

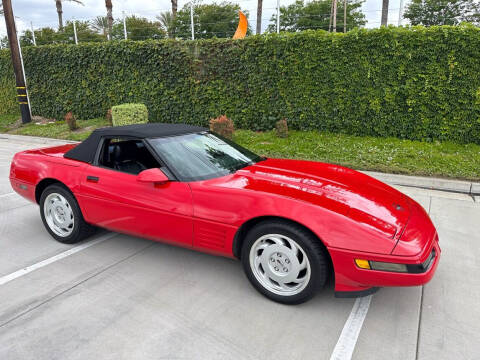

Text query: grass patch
(0, 113), (20, 132)
(9, 117), (110, 141)
(1, 113), (479, 181)
(233, 130), (480, 181)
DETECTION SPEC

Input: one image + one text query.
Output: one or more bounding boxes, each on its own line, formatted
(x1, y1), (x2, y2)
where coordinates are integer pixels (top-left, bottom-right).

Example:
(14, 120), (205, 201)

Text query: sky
(0, 0), (408, 38)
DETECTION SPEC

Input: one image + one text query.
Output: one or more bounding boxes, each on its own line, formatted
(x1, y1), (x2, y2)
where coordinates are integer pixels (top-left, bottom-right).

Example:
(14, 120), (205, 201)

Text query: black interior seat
(112, 141), (147, 175)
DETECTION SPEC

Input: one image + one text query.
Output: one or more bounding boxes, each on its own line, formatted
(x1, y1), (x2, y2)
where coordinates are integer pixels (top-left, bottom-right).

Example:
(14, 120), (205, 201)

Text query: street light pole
(276, 0), (280, 34)
(190, 3), (195, 40)
(30, 21), (36, 46)
(2, 0), (32, 124)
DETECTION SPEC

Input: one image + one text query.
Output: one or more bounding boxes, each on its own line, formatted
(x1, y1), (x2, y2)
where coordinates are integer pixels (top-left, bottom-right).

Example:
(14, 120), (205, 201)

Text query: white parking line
(329, 295), (372, 360)
(0, 232), (117, 286)
(0, 192), (15, 198)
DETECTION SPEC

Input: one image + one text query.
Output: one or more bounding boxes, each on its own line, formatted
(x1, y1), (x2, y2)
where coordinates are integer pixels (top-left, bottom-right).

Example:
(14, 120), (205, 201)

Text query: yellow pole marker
(233, 11), (248, 40)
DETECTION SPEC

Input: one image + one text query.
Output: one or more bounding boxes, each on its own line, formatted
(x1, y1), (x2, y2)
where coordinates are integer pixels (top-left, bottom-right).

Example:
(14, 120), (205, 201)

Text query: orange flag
(233, 11), (248, 39)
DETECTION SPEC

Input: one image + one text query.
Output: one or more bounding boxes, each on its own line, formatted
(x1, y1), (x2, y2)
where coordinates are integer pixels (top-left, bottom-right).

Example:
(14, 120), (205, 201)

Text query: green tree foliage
(174, 2), (251, 39)
(91, 16), (109, 37)
(20, 21), (104, 46)
(111, 16), (165, 41)
(157, 11), (175, 38)
(404, 0), (480, 25)
(1, 26), (480, 143)
(267, 0), (366, 32)
(0, 37), (8, 49)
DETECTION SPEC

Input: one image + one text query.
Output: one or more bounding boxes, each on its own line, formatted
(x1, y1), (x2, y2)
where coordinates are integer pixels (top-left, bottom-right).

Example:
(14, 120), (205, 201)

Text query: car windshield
(148, 132), (262, 181)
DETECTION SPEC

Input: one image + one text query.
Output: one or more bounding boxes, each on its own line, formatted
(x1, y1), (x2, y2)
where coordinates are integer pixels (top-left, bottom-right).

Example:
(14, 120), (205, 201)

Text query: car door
(75, 137), (193, 247)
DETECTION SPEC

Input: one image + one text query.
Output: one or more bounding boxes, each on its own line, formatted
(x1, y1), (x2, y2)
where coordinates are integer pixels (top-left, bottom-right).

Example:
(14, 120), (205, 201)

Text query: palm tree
(157, 11), (173, 38)
(256, 0), (263, 34)
(171, 0), (178, 18)
(55, 0), (83, 30)
(91, 16), (108, 37)
(381, 0), (389, 26)
(105, 0), (113, 39)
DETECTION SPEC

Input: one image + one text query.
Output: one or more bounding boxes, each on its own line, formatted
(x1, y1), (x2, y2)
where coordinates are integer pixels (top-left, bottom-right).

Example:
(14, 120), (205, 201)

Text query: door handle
(86, 176), (99, 183)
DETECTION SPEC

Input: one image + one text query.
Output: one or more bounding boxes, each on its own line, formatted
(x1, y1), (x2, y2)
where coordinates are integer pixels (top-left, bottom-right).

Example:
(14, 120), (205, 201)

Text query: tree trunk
(56, 0), (63, 30)
(381, 0), (389, 26)
(105, 0), (113, 40)
(171, 0), (177, 18)
(256, 0), (263, 34)
(171, 0), (177, 37)
(344, 0), (347, 33)
(332, 0), (337, 32)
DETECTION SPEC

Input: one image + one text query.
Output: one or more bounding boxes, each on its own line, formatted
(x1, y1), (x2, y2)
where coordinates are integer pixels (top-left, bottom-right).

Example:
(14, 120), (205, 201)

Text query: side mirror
(137, 168), (169, 184)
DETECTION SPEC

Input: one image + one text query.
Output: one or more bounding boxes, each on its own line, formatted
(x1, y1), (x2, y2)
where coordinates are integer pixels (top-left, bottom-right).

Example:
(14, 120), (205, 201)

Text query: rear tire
(241, 220), (329, 305)
(39, 184), (96, 244)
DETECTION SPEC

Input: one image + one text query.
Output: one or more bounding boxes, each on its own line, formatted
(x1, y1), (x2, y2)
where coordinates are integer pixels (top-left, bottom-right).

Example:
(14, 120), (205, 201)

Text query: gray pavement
(0, 136), (479, 360)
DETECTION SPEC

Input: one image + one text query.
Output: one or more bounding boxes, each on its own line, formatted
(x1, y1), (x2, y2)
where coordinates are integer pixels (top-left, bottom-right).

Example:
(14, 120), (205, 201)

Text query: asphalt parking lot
(0, 135), (479, 360)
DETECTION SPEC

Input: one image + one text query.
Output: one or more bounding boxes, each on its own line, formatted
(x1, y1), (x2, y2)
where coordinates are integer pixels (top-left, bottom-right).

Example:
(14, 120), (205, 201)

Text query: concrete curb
(0, 133), (77, 145)
(1, 133), (478, 196)
(363, 171), (480, 196)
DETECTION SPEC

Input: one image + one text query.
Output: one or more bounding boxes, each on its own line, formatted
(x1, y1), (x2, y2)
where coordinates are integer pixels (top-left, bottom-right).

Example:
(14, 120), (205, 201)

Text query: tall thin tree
(256, 0), (263, 34)
(381, 0), (389, 26)
(55, 0), (83, 30)
(171, 0), (178, 18)
(332, 0), (337, 32)
(105, 0), (113, 39)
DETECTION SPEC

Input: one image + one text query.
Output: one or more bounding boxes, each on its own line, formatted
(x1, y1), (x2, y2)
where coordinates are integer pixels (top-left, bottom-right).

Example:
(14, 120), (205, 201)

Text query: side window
(98, 138), (161, 175)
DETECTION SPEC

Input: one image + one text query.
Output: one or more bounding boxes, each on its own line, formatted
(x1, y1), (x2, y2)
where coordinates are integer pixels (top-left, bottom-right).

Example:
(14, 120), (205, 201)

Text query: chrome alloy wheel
(249, 234), (311, 296)
(43, 193), (75, 237)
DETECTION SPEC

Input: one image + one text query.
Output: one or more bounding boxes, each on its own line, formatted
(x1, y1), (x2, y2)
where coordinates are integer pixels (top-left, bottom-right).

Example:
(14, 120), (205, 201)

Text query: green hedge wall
(0, 54), (19, 116)
(1, 26), (480, 143)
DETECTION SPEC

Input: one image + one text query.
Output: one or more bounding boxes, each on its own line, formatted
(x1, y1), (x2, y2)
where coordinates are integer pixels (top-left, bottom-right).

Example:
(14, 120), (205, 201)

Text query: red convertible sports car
(9, 124), (440, 304)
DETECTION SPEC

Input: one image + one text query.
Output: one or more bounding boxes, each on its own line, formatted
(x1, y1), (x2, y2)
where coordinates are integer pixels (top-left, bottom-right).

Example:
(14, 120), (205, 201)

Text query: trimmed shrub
(1, 26), (480, 143)
(275, 119), (288, 138)
(209, 115), (234, 139)
(111, 103), (148, 126)
(65, 112), (78, 130)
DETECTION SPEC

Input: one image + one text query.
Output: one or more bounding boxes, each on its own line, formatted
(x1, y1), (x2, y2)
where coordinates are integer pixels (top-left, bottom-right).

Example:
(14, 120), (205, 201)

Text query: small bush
(111, 103), (148, 126)
(275, 119), (288, 138)
(106, 108), (112, 125)
(64, 112), (78, 130)
(209, 115), (234, 139)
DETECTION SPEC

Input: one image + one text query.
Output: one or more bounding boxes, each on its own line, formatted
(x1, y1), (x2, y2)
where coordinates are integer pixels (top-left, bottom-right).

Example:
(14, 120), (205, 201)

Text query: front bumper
(329, 235), (441, 296)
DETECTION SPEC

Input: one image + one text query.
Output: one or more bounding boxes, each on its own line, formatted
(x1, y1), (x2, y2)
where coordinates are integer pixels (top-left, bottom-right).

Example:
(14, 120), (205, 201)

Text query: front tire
(39, 184), (95, 244)
(241, 221), (329, 305)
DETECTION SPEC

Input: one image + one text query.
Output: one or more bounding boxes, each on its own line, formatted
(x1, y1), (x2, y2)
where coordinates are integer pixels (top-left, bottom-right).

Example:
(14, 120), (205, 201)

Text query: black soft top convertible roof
(64, 123), (207, 163)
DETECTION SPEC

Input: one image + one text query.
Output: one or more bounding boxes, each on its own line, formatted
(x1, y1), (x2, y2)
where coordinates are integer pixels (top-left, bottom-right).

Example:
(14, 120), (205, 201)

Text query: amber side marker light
(355, 259), (408, 273)
(354, 259), (371, 269)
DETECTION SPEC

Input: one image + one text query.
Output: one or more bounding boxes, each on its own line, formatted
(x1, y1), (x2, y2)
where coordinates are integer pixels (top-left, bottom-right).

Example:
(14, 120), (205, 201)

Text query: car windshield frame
(146, 131), (263, 182)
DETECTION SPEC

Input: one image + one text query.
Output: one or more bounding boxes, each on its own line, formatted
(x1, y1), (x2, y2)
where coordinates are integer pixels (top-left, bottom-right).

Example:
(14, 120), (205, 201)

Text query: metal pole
(123, 11), (127, 39)
(73, 19), (78, 44)
(276, 0), (280, 33)
(398, 0), (404, 26)
(332, 0), (337, 32)
(190, 3), (194, 40)
(30, 21), (36, 46)
(2, 0), (32, 124)
(344, 0), (347, 33)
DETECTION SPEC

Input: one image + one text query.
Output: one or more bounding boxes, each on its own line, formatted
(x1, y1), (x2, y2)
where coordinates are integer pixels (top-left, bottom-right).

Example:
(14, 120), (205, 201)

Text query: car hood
(233, 158), (410, 239)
